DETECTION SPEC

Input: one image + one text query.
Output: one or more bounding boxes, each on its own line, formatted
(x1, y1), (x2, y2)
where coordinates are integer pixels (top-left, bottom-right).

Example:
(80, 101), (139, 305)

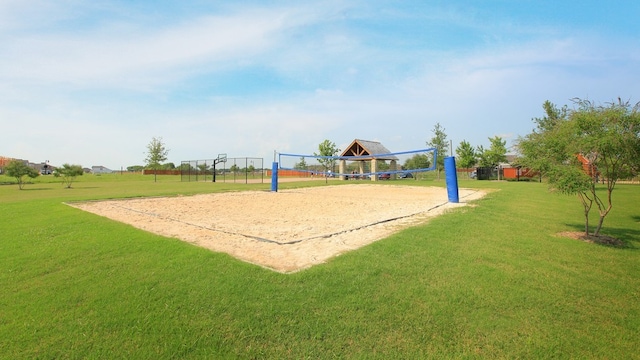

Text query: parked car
(469, 170), (477, 179)
(379, 173), (391, 180)
(399, 172), (413, 179)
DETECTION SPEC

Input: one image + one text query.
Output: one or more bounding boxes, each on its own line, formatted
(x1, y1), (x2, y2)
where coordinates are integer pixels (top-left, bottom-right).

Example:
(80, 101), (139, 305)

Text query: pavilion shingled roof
(339, 139), (398, 161)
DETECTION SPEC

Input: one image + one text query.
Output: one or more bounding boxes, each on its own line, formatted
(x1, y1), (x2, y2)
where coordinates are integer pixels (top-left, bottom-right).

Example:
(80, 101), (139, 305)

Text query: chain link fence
(180, 157), (264, 183)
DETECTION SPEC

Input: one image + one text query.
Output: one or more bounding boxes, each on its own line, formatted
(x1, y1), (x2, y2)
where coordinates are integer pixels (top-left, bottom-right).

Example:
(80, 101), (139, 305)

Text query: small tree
(517, 98), (640, 237)
(53, 164), (84, 188)
(427, 123), (448, 179)
(294, 157), (308, 170)
(477, 136), (507, 168)
(455, 140), (477, 173)
(144, 137), (169, 182)
(477, 136), (508, 180)
(5, 160), (39, 190)
(314, 139), (340, 183)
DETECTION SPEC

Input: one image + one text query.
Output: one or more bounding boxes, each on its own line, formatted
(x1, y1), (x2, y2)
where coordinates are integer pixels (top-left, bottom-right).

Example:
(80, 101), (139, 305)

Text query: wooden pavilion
(338, 139), (399, 181)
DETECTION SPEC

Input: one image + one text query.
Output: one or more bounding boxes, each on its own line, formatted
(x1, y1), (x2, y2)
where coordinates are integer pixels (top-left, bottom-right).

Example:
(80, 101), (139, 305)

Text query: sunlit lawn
(1, 173), (639, 358)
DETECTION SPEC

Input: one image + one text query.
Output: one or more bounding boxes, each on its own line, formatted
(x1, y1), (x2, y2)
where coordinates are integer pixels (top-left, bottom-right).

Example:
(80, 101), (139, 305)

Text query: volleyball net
(277, 147), (437, 180)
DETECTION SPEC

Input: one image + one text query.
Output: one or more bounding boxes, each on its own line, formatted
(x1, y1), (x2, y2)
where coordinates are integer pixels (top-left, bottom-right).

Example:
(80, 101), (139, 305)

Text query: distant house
(0, 157), (32, 174)
(0, 156), (14, 174)
(0, 157), (57, 175)
(92, 166), (112, 174)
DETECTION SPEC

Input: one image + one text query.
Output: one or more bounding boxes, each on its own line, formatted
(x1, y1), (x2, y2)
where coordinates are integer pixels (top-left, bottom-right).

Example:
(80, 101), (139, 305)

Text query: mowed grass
(1, 174), (639, 358)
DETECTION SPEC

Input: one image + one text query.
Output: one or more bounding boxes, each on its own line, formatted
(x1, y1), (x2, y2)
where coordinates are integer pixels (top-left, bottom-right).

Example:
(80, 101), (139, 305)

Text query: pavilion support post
(371, 159), (378, 181)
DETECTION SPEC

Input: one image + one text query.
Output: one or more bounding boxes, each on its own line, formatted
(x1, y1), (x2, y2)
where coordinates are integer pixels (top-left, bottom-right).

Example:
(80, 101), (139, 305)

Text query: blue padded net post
(271, 162), (278, 192)
(444, 156), (459, 203)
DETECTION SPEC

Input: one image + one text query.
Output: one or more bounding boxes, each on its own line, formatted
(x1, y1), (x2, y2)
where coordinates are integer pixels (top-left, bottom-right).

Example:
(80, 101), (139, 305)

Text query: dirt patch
(557, 231), (624, 247)
(69, 184), (485, 273)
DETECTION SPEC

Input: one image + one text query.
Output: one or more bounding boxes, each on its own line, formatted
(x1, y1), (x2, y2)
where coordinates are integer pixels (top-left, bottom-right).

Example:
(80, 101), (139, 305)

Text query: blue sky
(1, 0), (639, 169)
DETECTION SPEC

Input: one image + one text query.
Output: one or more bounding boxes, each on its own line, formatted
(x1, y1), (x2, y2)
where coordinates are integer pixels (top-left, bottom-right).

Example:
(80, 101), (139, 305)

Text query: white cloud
(3, 16), (276, 88)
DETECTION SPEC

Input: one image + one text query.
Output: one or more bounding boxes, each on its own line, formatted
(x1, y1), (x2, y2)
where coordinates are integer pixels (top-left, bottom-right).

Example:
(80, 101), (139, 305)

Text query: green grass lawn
(1, 174), (639, 358)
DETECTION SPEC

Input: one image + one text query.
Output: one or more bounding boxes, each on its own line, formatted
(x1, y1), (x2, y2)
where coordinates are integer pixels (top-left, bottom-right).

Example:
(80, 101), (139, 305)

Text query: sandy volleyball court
(70, 184), (485, 273)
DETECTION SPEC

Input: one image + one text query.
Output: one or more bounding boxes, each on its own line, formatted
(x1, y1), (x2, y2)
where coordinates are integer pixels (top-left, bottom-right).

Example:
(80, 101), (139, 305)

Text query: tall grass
(1, 174), (638, 358)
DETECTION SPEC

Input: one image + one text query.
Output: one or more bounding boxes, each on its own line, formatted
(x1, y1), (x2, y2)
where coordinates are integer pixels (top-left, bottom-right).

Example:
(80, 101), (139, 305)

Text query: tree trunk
(591, 183), (613, 237)
(584, 208), (590, 236)
(578, 192), (592, 236)
(593, 215), (605, 237)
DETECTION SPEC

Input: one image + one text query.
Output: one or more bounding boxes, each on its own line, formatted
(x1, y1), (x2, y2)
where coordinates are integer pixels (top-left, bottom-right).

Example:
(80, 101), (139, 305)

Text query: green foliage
(517, 98), (640, 236)
(294, 157), (308, 170)
(455, 140), (476, 169)
(196, 163), (208, 173)
(144, 136), (169, 182)
(426, 123), (448, 171)
(1, 178), (639, 358)
(477, 136), (508, 168)
(376, 160), (391, 171)
(517, 101), (571, 174)
(126, 165), (144, 172)
(53, 163), (84, 188)
(4, 160), (39, 189)
(179, 163), (192, 171)
(144, 137), (169, 168)
(314, 139), (340, 175)
(403, 153), (431, 170)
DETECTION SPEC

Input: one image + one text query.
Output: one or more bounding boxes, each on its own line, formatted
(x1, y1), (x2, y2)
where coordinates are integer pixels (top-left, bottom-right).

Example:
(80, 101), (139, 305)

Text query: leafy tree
(144, 137), (169, 182)
(403, 154), (431, 170)
(477, 136), (508, 180)
(5, 160), (39, 189)
(376, 160), (390, 171)
(426, 123), (448, 179)
(455, 140), (477, 170)
(517, 98), (640, 237)
(127, 165), (144, 172)
(197, 163), (208, 174)
(294, 157), (308, 170)
(518, 101), (569, 173)
(54, 163), (84, 188)
(314, 139), (340, 182)
(488, 136), (508, 165)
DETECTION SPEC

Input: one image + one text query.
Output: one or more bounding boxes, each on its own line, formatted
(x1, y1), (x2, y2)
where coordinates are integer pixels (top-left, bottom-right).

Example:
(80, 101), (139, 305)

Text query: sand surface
(70, 184), (485, 272)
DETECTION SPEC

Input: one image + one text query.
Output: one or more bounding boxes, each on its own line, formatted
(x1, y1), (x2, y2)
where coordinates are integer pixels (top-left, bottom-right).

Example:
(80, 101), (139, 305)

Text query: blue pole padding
(271, 162), (279, 192)
(444, 156), (459, 203)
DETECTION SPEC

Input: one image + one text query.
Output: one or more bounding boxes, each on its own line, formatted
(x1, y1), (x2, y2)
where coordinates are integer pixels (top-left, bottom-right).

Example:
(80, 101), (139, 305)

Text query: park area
(1, 173), (639, 358)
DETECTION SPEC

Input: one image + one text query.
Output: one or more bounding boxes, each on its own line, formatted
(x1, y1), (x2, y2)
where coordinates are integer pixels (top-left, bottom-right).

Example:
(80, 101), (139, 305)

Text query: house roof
(339, 139), (398, 161)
